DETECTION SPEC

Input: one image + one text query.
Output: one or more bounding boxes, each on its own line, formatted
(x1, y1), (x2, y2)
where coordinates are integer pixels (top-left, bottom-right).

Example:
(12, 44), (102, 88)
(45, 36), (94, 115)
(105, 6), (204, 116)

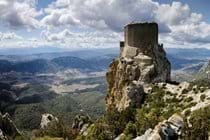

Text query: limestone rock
(134, 114), (183, 140)
(0, 129), (8, 140)
(0, 112), (21, 139)
(106, 22), (171, 111)
(40, 113), (59, 129)
(72, 115), (91, 135)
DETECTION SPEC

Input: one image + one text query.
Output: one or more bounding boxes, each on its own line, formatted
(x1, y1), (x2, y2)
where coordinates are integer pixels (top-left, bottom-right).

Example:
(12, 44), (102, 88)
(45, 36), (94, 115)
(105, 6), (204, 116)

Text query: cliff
(106, 22), (171, 111)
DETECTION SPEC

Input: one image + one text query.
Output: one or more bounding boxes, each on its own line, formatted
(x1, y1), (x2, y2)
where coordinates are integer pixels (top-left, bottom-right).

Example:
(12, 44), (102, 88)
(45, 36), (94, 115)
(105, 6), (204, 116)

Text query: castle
(106, 22), (171, 111)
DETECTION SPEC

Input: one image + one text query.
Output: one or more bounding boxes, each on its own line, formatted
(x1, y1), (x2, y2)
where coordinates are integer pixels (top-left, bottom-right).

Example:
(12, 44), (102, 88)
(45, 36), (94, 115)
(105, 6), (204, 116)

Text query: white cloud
(0, 32), (23, 40)
(1, 0), (210, 49)
(170, 22), (210, 44)
(41, 0), (170, 33)
(0, 0), (42, 29)
(40, 0), (210, 47)
(156, 2), (191, 25)
(41, 29), (123, 48)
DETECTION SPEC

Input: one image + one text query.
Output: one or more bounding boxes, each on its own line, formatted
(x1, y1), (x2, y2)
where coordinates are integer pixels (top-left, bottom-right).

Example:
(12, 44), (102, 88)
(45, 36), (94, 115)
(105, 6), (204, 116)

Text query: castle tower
(121, 22), (159, 58)
(125, 22), (158, 48)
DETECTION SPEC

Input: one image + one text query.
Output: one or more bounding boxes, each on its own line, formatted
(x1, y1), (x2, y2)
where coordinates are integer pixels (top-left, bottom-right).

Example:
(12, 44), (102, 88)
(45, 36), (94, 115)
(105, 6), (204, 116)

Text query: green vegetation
(82, 85), (186, 139)
(182, 89), (189, 94)
(33, 121), (76, 140)
(200, 94), (206, 102)
(81, 82), (210, 140)
(123, 122), (137, 139)
(182, 107), (210, 140)
(5, 87), (105, 131)
(33, 137), (63, 140)
(63, 77), (107, 94)
(184, 97), (193, 102)
(189, 79), (210, 91)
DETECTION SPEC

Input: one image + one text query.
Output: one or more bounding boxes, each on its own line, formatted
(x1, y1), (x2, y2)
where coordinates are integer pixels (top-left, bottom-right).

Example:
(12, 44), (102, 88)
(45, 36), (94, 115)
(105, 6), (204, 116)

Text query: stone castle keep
(106, 22), (171, 111)
(124, 23), (158, 48)
(120, 23), (159, 58)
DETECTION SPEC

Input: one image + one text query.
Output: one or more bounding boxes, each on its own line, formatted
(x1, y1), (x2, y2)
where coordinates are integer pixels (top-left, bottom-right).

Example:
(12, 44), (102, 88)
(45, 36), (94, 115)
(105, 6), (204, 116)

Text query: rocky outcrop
(40, 113), (59, 129)
(106, 23), (171, 111)
(134, 114), (183, 140)
(0, 129), (8, 140)
(72, 115), (92, 135)
(0, 112), (21, 139)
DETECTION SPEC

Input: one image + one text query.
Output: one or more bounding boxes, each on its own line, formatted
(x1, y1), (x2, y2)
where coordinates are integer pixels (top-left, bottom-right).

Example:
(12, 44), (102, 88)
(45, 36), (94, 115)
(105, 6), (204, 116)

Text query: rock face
(72, 115), (92, 135)
(0, 112), (21, 139)
(40, 113), (59, 129)
(134, 114), (183, 140)
(106, 22), (171, 111)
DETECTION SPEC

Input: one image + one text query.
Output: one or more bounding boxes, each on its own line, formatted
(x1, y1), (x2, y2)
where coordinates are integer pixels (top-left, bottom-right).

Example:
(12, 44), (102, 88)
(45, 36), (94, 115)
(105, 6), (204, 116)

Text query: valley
(0, 47), (210, 139)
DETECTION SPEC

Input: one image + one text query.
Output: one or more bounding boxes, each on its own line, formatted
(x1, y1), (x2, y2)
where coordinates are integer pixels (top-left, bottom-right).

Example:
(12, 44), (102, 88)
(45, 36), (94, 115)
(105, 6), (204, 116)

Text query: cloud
(0, 32), (23, 40)
(0, 0), (42, 29)
(41, 29), (123, 48)
(40, 0), (210, 46)
(155, 2), (191, 25)
(41, 0), (170, 33)
(170, 22), (210, 44)
(1, 0), (210, 49)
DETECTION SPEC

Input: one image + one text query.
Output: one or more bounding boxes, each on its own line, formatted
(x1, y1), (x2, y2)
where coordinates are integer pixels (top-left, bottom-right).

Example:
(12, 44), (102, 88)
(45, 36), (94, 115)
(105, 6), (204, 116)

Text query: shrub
(135, 108), (164, 135)
(105, 108), (136, 136)
(184, 109), (191, 116)
(33, 121), (77, 140)
(123, 122), (137, 138)
(200, 94), (206, 102)
(184, 97), (193, 102)
(182, 89), (189, 94)
(182, 107), (210, 140)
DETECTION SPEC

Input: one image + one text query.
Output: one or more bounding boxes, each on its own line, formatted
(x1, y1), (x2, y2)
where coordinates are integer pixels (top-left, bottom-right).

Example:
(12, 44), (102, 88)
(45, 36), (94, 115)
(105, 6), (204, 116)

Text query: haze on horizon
(0, 0), (210, 50)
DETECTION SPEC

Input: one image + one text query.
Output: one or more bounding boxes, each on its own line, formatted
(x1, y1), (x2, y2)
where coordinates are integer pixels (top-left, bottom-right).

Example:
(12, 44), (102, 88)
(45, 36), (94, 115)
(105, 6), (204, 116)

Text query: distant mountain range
(0, 55), (116, 73)
(0, 47), (210, 74)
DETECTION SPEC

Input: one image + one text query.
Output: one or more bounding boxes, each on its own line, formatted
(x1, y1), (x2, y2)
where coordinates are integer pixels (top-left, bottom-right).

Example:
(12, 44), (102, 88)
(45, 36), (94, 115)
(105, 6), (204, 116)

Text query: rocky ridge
(104, 23), (210, 140)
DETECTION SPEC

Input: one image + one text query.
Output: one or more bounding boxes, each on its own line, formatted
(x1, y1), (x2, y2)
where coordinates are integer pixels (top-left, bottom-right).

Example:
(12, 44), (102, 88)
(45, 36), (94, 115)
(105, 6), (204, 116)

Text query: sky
(0, 0), (210, 50)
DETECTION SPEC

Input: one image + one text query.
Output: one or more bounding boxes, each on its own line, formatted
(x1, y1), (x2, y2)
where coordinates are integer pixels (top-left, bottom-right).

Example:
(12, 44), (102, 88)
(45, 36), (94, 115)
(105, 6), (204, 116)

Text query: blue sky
(0, 0), (210, 50)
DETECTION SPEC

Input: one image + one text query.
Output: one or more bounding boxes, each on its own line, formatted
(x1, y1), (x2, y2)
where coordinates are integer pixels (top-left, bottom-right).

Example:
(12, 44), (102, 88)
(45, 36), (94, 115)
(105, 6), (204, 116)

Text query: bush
(33, 121), (77, 140)
(182, 107), (210, 140)
(182, 89), (189, 94)
(184, 109), (191, 116)
(123, 122), (137, 138)
(184, 97), (193, 102)
(84, 121), (113, 140)
(105, 108), (136, 136)
(135, 108), (164, 135)
(200, 94), (206, 102)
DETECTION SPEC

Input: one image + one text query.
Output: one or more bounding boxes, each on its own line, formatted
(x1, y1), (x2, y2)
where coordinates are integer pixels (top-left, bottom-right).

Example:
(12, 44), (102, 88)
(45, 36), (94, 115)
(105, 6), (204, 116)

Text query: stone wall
(124, 22), (158, 49)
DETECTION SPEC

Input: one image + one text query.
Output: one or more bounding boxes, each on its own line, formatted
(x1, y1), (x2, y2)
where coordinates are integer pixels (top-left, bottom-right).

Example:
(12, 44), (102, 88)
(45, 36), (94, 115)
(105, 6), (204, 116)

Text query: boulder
(40, 113), (59, 129)
(134, 114), (183, 140)
(72, 115), (91, 134)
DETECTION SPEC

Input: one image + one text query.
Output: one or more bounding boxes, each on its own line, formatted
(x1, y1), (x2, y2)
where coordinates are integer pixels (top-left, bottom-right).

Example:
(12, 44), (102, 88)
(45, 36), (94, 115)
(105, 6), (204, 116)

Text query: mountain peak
(106, 22), (171, 111)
